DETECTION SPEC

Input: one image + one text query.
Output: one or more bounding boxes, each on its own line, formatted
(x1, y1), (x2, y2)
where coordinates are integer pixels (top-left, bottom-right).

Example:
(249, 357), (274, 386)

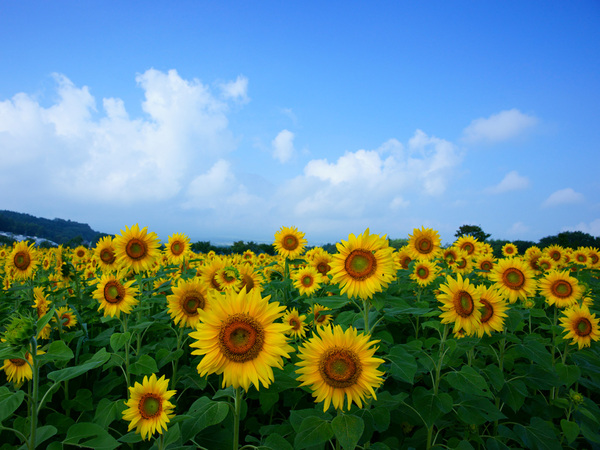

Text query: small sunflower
(282, 307), (307, 339)
(113, 224), (161, 273)
(199, 257), (227, 291)
(7, 241), (37, 280)
(92, 271), (139, 318)
(309, 303), (333, 328)
(293, 266), (324, 296)
(501, 243), (518, 257)
(544, 245), (566, 266)
(407, 227), (441, 261)
(410, 259), (440, 287)
(54, 306), (78, 329)
(310, 249), (333, 278)
(454, 236), (480, 258)
(122, 373), (176, 441)
(273, 226), (307, 260)
(474, 254), (495, 278)
(559, 305), (600, 350)
(475, 285), (508, 337)
(72, 245), (89, 264)
(167, 278), (209, 328)
(238, 264), (265, 294)
(94, 236), (119, 272)
(295, 325), (385, 412)
(189, 288), (294, 391)
(329, 229), (395, 300)
(395, 246), (413, 270)
(437, 274), (482, 336)
(165, 232), (191, 265)
(489, 257), (537, 304)
(539, 270), (584, 308)
(450, 251), (474, 276)
(572, 248), (591, 268)
(215, 267), (242, 292)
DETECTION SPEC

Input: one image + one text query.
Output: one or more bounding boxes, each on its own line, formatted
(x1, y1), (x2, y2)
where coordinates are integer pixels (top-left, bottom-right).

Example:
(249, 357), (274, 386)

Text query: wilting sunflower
(410, 259), (440, 287)
(165, 232), (191, 266)
(489, 257), (537, 304)
(282, 307), (307, 339)
(309, 303), (333, 328)
(32, 287), (52, 340)
(54, 306), (78, 329)
(167, 278), (209, 328)
(559, 305), (600, 350)
(293, 266), (324, 296)
(122, 373), (176, 441)
(296, 325), (385, 412)
(475, 285), (508, 337)
(407, 227), (441, 261)
(329, 229), (395, 300)
(437, 274), (482, 336)
(273, 226), (307, 260)
(94, 236), (119, 272)
(7, 241), (37, 280)
(93, 271), (139, 318)
(539, 270), (584, 308)
(189, 288), (293, 391)
(113, 224), (161, 273)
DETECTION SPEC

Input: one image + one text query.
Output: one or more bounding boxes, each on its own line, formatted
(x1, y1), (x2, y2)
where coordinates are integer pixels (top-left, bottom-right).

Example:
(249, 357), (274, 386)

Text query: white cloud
(485, 170), (530, 194)
(271, 129), (295, 163)
(507, 221), (529, 236)
(542, 188), (585, 208)
(563, 218), (600, 236)
(219, 75), (249, 103)
(462, 109), (538, 144)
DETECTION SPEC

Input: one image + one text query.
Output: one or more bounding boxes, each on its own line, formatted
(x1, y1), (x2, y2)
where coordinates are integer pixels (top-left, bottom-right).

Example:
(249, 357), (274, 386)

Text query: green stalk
(28, 338), (39, 450)
(427, 324), (449, 450)
(233, 387), (243, 450)
(362, 298), (371, 334)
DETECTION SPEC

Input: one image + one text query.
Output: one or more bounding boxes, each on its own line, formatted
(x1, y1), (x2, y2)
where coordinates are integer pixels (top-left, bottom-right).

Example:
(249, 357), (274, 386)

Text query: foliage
(455, 224), (491, 242)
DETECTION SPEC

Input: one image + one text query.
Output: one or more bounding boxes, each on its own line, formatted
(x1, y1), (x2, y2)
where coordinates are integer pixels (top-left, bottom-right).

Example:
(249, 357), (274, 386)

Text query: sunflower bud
(3, 314), (36, 350)
(569, 389), (584, 405)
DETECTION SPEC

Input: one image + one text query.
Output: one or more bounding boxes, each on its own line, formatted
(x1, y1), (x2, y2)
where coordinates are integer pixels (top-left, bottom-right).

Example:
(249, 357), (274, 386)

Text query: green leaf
(63, 422), (120, 449)
(514, 417), (561, 450)
(371, 406), (390, 433)
(411, 386), (453, 428)
(500, 379), (527, 413)
(35, 425), (58, 448)
(456, 396), (505, 425)
(259, 391), (279, 414)
(560, 419), (579, 444)
(555, 363), (580, 387)
(93, 398), (126, 428)
(263, 433), (293, 450)
(37, 340), (74, 364)
(0, 388), (26, 423)
(444, 365), (492, 398)
(63, 388), (93, 412)
(47, 348), (110, 383)
(181, 397), (229, 442)
(109, 332), (130, 353)
(293, 416), (334, 450)
(129, 354), (158, 375)
(289, 408), (332, 432)
(513, 336), (552, 368)
(155, 348), (184, 369)
(305, 295), (350, 309)
(483, 364), (505, 392)
(505, 308), (525, 333)
(37, 306), (56, 337)
(331, 414), (364, 450)
(386, 345), (417, 384)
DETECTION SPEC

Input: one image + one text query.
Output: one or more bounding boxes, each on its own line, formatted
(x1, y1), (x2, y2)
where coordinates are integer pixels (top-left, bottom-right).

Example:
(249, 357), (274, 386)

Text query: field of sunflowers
(1, 224), (599, 449)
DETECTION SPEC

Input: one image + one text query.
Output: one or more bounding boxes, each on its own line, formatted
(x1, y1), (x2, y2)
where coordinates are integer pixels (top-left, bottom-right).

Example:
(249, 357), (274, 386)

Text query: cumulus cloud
(219, 75), (249, 103)
(542, 188), (585, 208)
(564, 218), (600, 236)
(271, 129), (295, 163)
(507, 221), (529, 236)
(462, 109), (538, 144)
(485, 170), (530, 194)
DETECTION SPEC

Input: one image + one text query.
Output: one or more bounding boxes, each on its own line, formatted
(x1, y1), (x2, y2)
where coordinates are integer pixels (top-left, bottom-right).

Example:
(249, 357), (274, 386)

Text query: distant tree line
(191, 240), (276, 256)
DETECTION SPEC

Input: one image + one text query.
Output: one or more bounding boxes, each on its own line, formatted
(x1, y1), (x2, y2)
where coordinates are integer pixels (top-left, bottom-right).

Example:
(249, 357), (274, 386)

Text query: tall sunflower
(92, 271), (139, 318)
(167, 278), (209, 328)
(94, 236), (119, 272)
(122, 373), (176, 441)
(410, 259), (440, 287)
(475, 285), (508, 337)
(489, 257), (537, 304)
(165, 232), (191, 266)
(437, 274), (482, 336)
(189, 288), (294, 391)
(329, 229), (395, 300)
(7, 241), (38, 280)
(407, 227), (441, 261)
(539, 270), (584, 308)
(282, 307), (307, 339)
(293, 266), (324, 296)
(296, 325), (385, 412)
(559, 305), (600, 350)
(273, 226), (307, 260)
(113, 224), (161, 273)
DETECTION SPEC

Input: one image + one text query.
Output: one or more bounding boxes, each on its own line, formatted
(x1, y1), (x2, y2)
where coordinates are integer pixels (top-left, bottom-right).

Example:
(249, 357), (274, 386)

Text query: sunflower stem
(362, 298), (371, 334)
(233, 387), (243, 450)
(28, 337), (39, 450)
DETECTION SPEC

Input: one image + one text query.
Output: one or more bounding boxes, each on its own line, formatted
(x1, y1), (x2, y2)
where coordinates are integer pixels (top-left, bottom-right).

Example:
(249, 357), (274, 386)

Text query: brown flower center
(125, 238), (147, 260)
(551, 280), (573, 298)
(103, 280), (125, 304)
(462, 243), (474, 255)
(219, 313), (264, 362)
(282, 235), (299, 251)
(182, 293), (204, 315)
(170, 241), (184, 256)
(456, 258), (467, 269)
(345, 249), (377, 280)
(549, 250), (561, 261)
(480, 261), (493, 272)
(289, 317), (301, 331)
(138, 394), (162, 419)
(480, 299), (493, 323)
(9, 358), (27, 366)
(416, 237), (433, 254)
(503, 268), (525, 290)
(575, 318), (592, 336)
(302, 274), (314, 287)
(400, 256), (412, 269)
(14, 251), (31, 271)
(100, 248), (116, 264)
(454, 290), (475, 317)
(416, 266), (429, 279)
(319, 347), (362, 388)
(316, 262), (330, 275)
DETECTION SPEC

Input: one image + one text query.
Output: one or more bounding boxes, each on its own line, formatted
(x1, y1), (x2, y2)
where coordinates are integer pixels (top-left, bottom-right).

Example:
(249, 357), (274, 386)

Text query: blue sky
(1, 1), (599, 246)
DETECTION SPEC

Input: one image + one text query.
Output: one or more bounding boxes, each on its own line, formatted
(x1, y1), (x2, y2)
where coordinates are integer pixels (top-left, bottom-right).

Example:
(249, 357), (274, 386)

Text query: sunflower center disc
(126, 239), (147, 260)
(319, 347), (362, 388)
(220, 314), (264, 362)
(481, 262), (492, 271)
(9, 358), (26, 366)
(302, 275), (313, 287)
(171, 242), (183, 255)
(104, 282), (123, 304)
(417, 267), (428, 279)
(576, 318), (592, 336)
(139, 394), (161, 419)
(455, 291), (474, 317)
(100, 249), (116, 264)
(463, 244), (474, 254)
(183, 295), (202, 315)
(282, 235), (299, 251)
(418, 238), (432, 253)
(289, 317), (301, 330)
(553, 280), (573, 298)
(316, 262), (330, 275)
(345, 250), (376, 280)
(456, 259), (467, 269)
(504, 269), (525, 289)
(14, 252), (31, 270)
(480, 299), (494, 323)
(550, 251), (560, 261)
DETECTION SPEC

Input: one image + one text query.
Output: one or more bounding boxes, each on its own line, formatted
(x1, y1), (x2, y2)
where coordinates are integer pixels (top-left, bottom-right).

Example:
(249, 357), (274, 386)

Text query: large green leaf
(560, 419), (579, 444)
(0, 388), (25, 423)
(93, 398), (127, 428)
(63, 422), (120, 449)
(513, 417), (561, 450)
(331, 414), (364, 450)
(411, 386), (453, 428)
(37, 340), (74, 364)
(555, 363), (581, 387)
(455, 395), (505, 425)
(500, 379), (528, 413)
(47, 348), (110, 383)
(386, 344), (417, 384)
(181, 397), (230, 442)
(129, 354), (158, 375)
(109, 331), (130, 353)
(263, 433), (293, 450)
(444, 365), (492, 398)
(293, 416), (334, 450)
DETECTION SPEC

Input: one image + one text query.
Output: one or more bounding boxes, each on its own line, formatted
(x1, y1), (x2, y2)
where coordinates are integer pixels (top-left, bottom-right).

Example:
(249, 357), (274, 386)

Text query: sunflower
(54, 306), (78, 329)
(437, 274), (482, 336)
(309, 303), (333, 328)
(489, 257), (537, 304)
(454, 235), (480, 258)
(293, 266), (324, 296)
(544, 245), (566, 266)
(273, 226), (307, 260)
(238, 264), (265, 294)
(1, 347), (45, 385)
(282, 307), (307, 339)
(395, 246), (413, 270)
(94, 236), (119, 272)
(199, 257), (227, 291)
(215, 267), (242, 292)
(536, 256), (555, 272)
(295, 325), (385, 412)
(539, 270), (584, 308)
(189, 288), (293, 391)
(407, 227), (441, 261)
(474, 254), (495, 278)
(113, 224), (161, 273)
(7, 241), (37, 280)
(450, 251), (474, 276)
(72, 245), (89, 264)
(442, 247), (459, 267)
(122, 373), (176, 441)
(165, 232), (191, 266)
(572, 248), (591, 268)
(32, 287), (52, 340)
(475, 285), (508, 337)
(92, 271), (139, 318)
(410, 259), (440, 287)
(501, 243), (518, 257)
(587, 247), (600, 269)
(559, 305), (600, 350)
(167, 278), (209, 328)
(310, 249), (333, 278)
(329, 229), (395, 300)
